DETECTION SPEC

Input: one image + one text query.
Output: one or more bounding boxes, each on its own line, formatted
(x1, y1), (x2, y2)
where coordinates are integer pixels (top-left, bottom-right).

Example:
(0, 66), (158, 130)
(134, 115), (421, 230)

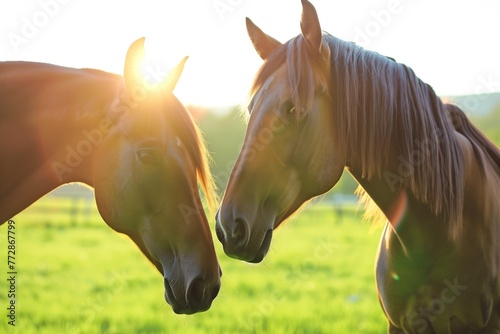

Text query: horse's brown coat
(217, 1), (500, 331)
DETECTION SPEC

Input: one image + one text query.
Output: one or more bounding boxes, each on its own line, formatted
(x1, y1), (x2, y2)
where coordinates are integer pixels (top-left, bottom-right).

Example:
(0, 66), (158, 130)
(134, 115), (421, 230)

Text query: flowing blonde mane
(167, 98), (218, 213)
(147, 93), (218, 214)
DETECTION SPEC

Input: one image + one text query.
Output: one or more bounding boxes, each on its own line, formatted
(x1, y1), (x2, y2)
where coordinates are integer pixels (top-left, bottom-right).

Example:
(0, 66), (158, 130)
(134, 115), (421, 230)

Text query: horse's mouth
(248, 229), (273, 263)
(244, 204), (297, 263)
(156, 260), (197, 313)
(164, 279), (176, 307)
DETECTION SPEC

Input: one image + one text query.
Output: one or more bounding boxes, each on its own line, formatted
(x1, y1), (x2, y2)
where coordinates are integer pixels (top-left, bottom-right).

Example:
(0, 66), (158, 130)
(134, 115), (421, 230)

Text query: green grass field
(0, 196), (387, 334)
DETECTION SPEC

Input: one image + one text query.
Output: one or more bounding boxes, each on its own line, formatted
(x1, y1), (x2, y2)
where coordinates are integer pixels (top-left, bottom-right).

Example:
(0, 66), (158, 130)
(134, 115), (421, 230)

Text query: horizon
(1, 0), (499, 108)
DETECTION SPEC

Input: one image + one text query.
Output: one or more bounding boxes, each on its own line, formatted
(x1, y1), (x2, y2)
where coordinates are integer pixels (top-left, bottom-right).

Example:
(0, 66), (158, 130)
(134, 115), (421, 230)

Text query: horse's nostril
(186, 277), (205, 306)
(216, 214), (250, 252)
(186, 277), (220, 308)
(232, 218), (248, 247)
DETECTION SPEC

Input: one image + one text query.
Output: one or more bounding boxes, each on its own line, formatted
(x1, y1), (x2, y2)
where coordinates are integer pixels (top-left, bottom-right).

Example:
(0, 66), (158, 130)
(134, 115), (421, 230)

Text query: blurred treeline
(470, 104), (500, 145)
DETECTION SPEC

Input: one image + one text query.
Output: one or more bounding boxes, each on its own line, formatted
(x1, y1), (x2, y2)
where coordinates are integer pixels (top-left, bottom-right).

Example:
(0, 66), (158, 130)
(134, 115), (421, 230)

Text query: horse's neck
(347, 166), (449, 259)
(0, 62), (119, 222)
(348, 129), (497, 259)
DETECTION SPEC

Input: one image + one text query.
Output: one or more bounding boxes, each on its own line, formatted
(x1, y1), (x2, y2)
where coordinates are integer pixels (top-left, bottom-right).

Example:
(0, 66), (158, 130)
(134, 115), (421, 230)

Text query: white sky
(1, 0), (499, 108)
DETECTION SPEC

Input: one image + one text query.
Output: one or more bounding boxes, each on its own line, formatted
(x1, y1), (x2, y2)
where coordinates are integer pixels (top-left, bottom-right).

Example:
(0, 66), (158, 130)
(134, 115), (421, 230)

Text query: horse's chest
(376, 223), (494, 332)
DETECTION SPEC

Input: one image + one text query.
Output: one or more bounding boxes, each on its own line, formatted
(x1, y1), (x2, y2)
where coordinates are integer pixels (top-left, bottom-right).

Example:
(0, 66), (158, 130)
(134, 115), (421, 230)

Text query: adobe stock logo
(51, 117), (113, 182)
(7, 0), (72, 53)
(212, 0), (245, 20)
(353, 0), (415, 48)
(404, 277), (467, 333)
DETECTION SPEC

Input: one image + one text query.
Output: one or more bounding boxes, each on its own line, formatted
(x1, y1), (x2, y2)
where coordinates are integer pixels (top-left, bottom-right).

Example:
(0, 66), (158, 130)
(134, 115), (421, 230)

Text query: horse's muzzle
(164, 273), (221, 314)
(215, 208), (273, 263)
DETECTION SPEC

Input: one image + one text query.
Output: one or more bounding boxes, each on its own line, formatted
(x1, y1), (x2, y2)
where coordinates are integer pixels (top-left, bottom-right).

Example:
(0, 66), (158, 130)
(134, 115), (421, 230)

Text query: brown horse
(0, 38), (221, 314)
(216, 0), (500, 331)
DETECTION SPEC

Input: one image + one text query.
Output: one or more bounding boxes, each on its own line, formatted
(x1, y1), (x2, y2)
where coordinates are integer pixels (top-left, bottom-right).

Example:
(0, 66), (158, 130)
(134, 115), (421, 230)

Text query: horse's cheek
(92, 139), (128, 230)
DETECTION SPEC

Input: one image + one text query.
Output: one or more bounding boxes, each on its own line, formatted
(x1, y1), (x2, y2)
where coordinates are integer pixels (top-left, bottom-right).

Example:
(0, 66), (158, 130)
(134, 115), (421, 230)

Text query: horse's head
(216, 0), (344, 262)
(93, 38), (220, 314)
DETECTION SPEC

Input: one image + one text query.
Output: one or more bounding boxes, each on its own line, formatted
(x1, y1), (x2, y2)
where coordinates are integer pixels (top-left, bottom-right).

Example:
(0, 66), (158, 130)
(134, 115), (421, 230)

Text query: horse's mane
(160, 95), (218, 213)
(249, 33), (500, 239)
(447, 104), (500, 174)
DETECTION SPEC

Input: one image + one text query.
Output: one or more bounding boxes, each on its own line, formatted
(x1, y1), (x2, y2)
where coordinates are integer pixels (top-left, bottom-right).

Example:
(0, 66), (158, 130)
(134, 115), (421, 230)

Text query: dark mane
(326, 35), (468, 238)
(250, 33), (495, 238)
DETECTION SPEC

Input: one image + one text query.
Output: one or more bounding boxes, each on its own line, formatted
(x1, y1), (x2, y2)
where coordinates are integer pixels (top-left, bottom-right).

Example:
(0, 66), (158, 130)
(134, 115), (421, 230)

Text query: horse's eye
(137, 149), (161, 166)
(281, 100), (295, 116)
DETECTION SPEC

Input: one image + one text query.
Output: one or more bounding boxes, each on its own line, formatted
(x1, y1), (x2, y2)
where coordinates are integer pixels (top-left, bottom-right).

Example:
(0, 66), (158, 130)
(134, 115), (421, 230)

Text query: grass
(0, 196), (387, 333)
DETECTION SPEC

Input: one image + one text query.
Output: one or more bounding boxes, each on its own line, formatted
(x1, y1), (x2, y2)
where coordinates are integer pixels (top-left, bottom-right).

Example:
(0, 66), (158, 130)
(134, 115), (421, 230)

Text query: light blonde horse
(0, 38), (220, 314)
(216, 0), (500, 331)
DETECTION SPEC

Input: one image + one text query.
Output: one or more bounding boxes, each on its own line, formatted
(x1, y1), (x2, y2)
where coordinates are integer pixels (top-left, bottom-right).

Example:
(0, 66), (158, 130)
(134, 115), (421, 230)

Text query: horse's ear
(300, 0), (329, 63)
(246, 17), (282, 60)
(124, 37), (146, 90)
(162, 56), (188, 93)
